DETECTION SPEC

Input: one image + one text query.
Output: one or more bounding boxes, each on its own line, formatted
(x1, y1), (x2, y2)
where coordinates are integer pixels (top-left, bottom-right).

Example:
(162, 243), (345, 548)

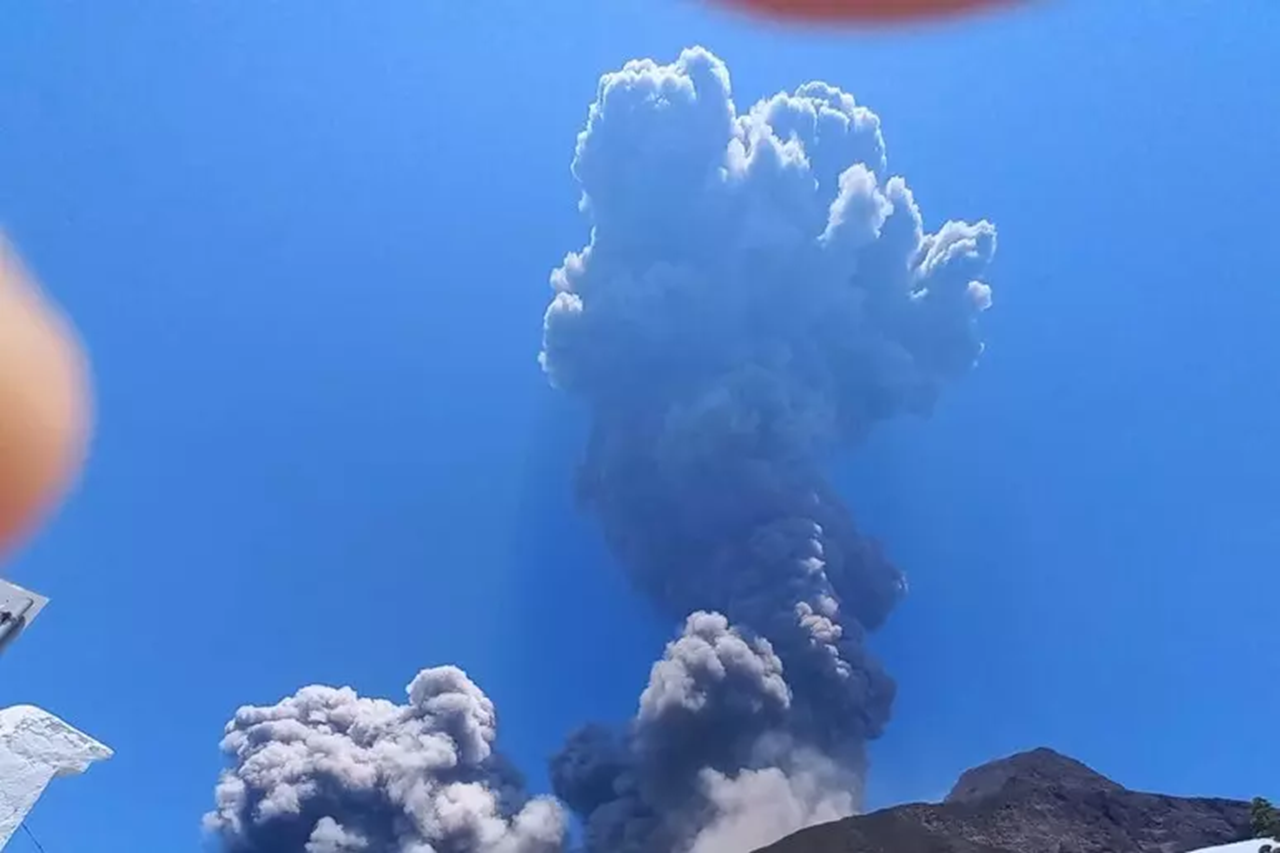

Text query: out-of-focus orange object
(0, 237), (92, 560)
(709, 0), (1020, 24)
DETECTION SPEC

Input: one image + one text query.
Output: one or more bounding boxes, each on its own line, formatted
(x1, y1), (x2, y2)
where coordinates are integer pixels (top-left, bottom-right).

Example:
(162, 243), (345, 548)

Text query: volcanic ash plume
(541, 46), (996, 852)
(204, 666), (566, 853)
(205, 45), (997, 853)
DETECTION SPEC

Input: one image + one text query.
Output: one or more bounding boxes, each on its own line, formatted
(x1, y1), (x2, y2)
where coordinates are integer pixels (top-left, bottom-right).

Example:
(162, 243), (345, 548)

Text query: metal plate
(0, 579), (48, 655)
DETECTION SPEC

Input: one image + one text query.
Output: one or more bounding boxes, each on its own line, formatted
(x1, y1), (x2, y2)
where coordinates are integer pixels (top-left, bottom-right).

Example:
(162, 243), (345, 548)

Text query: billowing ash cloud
(206, 45), (997, 853)
(204, 666), (565, 853)
(540, 46), (995, 852)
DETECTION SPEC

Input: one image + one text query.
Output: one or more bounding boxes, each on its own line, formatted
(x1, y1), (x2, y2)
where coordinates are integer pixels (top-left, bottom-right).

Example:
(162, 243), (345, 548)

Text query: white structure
(1192, 843), (1273, 853)
(0, 579), (111, 849)
(0, 705), (111, 849)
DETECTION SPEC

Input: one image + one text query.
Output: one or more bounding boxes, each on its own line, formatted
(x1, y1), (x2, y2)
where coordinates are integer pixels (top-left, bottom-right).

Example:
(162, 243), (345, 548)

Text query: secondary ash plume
(541, 46), (997, 852)
(203, 666), (566, 853)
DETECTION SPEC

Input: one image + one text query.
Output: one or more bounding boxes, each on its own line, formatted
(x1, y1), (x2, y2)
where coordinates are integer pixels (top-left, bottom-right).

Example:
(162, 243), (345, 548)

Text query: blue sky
(0, 0), (1277, 850)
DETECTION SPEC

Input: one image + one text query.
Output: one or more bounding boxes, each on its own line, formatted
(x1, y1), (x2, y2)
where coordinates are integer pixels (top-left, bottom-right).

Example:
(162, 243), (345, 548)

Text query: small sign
(0, 580), (48, 657)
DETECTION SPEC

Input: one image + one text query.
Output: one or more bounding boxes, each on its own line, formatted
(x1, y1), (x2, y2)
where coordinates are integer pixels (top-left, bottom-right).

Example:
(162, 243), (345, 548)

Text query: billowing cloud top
(542, 46), (994, 428)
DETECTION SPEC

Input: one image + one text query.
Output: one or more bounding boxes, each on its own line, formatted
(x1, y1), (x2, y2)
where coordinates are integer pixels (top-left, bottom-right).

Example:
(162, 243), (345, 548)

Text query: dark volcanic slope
(756, 748), (1251, 853)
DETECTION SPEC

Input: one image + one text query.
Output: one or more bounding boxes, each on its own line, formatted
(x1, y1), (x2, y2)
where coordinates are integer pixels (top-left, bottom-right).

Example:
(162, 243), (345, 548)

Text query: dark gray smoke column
(204, 666), (566, 853)
(542, 47), (997, 852)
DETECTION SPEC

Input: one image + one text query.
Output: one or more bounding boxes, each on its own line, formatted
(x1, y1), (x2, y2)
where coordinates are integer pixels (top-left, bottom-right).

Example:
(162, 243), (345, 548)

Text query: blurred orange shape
(0, 238), (92, 560)
(709, 0), (1021, 23)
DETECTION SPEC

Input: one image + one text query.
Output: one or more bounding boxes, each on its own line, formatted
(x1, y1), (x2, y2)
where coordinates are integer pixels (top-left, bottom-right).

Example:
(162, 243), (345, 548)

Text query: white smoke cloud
(306, 817), (368, 853)
(689, 756), (858, 853)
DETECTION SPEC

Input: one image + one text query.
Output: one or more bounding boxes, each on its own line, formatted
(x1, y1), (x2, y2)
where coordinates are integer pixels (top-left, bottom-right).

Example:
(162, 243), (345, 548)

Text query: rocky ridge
(755, 747), (1252, 853)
